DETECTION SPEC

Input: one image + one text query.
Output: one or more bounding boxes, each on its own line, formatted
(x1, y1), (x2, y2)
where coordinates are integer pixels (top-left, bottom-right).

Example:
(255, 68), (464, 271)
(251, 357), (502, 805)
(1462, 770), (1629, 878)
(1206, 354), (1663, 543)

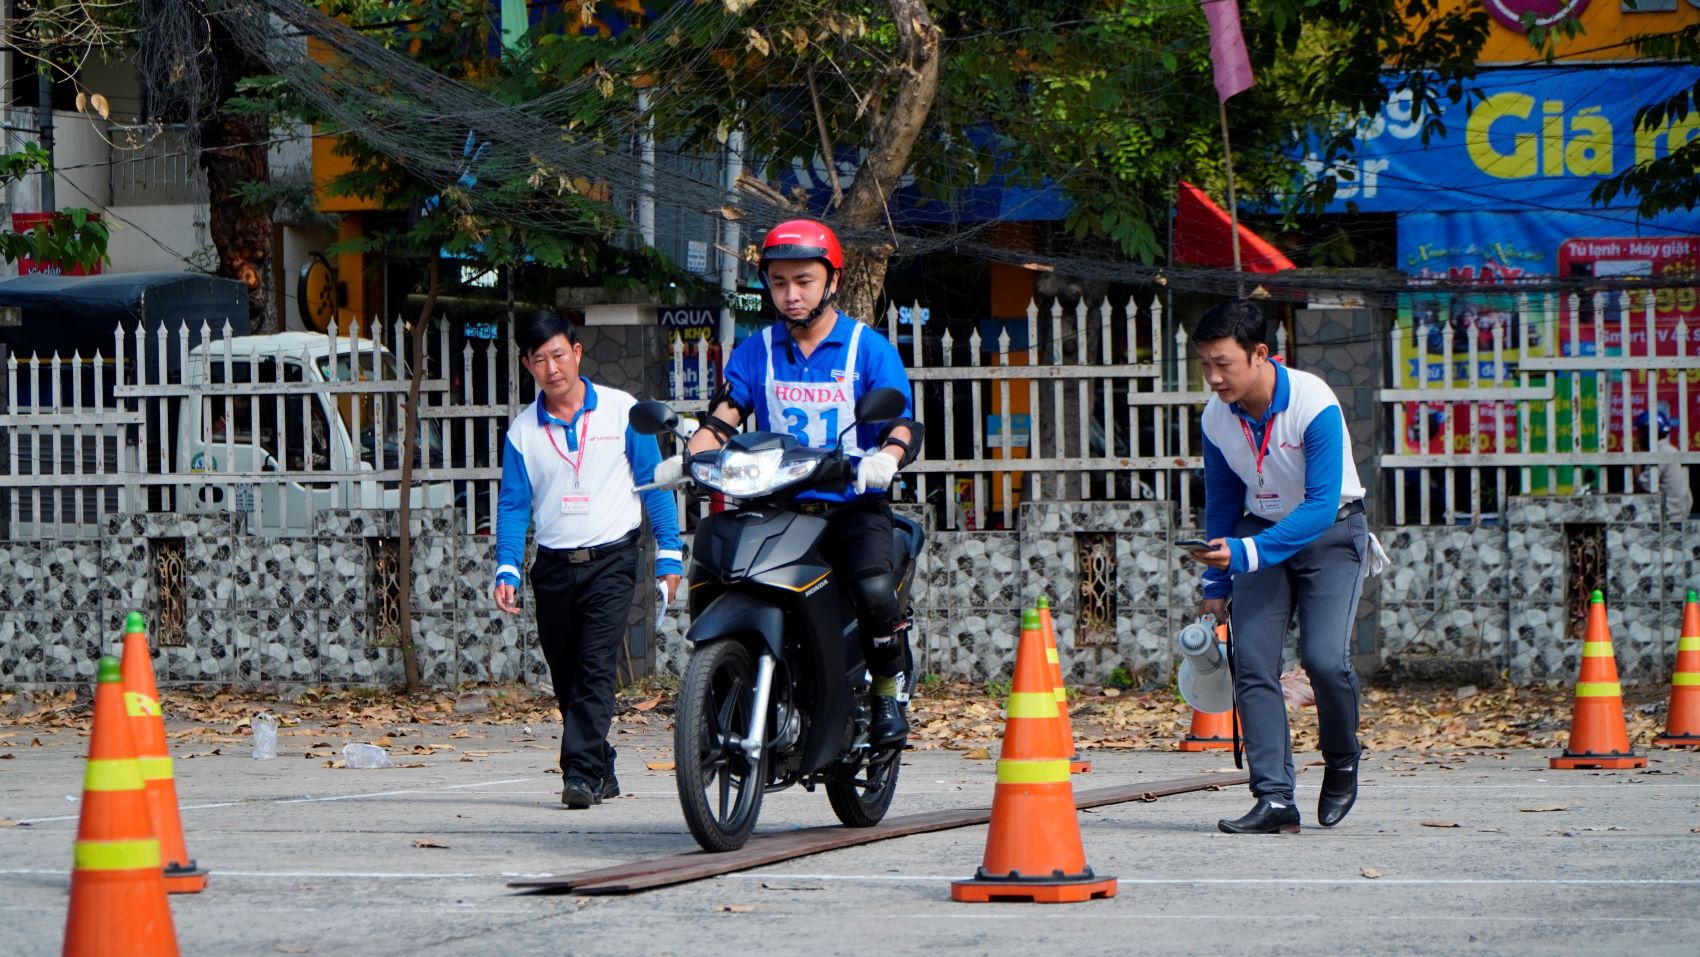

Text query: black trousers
(820, 496), (907, 677)
(529, 544), (638, 782)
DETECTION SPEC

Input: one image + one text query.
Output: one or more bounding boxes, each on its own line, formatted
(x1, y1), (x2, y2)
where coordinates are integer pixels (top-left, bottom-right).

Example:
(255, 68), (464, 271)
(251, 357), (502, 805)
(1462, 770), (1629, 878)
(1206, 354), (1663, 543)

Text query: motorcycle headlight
(693, 448), (817, 497)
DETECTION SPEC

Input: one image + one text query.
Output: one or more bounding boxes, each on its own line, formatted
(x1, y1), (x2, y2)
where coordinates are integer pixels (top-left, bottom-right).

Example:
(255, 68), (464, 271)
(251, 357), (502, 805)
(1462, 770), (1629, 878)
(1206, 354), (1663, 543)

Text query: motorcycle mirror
(629, 400), (679, 436)
(854, 387), (906, 424)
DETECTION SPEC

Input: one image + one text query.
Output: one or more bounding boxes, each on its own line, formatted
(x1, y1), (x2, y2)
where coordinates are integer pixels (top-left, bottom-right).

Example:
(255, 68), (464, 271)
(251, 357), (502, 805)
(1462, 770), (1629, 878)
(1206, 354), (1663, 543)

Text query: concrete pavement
(2, 723), (1696, 956)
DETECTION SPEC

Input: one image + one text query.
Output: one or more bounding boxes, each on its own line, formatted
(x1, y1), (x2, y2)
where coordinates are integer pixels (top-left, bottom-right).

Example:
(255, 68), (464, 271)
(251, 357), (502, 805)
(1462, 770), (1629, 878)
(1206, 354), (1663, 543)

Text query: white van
(176, 333), (454, 535)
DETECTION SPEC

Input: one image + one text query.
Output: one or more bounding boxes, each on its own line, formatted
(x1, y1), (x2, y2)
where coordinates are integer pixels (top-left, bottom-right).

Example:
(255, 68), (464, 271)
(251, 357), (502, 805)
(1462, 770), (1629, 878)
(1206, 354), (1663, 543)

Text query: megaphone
(1176, 615), (1234, 714)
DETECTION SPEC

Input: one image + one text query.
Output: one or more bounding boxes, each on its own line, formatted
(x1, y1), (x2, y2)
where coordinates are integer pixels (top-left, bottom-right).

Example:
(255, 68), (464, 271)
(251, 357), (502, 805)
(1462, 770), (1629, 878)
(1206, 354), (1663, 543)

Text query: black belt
(1336, 500), (1365, 522)
(539, 528), (640, 564)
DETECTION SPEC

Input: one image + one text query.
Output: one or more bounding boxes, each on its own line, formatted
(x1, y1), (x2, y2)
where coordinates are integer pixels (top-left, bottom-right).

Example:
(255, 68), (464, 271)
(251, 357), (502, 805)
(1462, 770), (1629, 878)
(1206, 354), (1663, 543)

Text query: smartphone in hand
(1176, 538), (1213, 552)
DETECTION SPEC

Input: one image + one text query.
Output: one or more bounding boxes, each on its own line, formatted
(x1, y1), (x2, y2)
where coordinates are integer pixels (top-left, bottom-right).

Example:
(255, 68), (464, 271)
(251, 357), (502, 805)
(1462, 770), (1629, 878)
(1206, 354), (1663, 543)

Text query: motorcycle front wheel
(675, 639), (766, 852)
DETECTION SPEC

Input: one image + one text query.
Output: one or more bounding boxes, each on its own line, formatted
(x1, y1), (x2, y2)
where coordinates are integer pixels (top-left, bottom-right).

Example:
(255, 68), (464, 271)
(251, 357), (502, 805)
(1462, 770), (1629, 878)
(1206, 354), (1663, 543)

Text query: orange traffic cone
(952, 608), (1116, 904)
(119, 612), (209, 893)
(1654, 589), (1700, 747)
(1551, 590), (1647, 770)
(1036, 596), (1090, 773)
(63, 655), (180, 957)
(1179, 623), (1240, 751)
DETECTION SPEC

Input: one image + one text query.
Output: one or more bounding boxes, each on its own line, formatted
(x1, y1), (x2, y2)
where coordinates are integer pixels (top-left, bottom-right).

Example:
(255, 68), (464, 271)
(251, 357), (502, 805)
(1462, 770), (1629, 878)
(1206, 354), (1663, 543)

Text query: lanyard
(544, 410), (591, 487)
(1240, 413), (1276, 488)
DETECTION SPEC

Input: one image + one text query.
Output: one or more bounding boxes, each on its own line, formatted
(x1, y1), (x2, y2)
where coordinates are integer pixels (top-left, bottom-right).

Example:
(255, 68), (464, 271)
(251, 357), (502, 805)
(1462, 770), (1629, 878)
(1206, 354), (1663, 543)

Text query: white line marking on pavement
(726, 873), (1700, 887)
(0, 869), (493, 880)
(1330, 784), (1700, 790)
(13, 777), (533, 824)
(887, 914), (1692, 923)
(271, 777), (532, 804)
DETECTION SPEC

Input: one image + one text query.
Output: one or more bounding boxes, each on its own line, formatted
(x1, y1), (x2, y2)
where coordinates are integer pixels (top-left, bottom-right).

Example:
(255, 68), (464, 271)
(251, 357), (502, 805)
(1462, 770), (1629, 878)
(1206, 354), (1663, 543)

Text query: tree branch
(807, 64), (843, 211)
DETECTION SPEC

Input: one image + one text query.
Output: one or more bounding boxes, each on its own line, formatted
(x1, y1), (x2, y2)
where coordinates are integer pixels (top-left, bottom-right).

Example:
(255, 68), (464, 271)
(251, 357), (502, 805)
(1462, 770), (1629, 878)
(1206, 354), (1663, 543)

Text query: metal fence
(0, 319), (517, 539)
(10, 288), (1684, 540)
(107, 124), (207, 208)
(1381, 289), (1697, 525)
(666, 297), (1241, 530)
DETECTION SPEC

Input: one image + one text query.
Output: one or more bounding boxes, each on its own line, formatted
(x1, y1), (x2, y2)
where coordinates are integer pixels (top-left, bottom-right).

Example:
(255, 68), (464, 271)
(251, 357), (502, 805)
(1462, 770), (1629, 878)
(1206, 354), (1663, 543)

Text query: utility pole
(36, 63), (54, 210)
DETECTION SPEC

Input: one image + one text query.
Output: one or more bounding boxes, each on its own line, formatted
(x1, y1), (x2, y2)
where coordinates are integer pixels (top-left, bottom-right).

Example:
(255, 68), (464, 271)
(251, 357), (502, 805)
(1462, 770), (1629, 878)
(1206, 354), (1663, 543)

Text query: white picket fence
(0, 318), (518, 539)
(668, 297), (1249, 530)
(1382, 289), (1697, 525)
(10, 289), (1678, 540)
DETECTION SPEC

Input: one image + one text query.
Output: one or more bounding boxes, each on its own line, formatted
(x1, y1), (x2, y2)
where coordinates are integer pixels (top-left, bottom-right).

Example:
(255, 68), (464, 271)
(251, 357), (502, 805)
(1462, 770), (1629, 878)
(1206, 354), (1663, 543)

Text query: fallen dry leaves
(0, 680), (1673, 762)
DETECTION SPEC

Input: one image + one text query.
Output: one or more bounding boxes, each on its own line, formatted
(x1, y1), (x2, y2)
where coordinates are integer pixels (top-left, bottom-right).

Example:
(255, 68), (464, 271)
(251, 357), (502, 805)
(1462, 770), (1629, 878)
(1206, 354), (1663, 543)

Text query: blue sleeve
(494, 435), (532, 588)
(724, 336), (760, 419)
(1229, 406), (1346, 575)
(854, 334), (915, 457)
(1201, 435), (1243, 599)
(627, 423), (684, 577)
(865, 337), (915, 414)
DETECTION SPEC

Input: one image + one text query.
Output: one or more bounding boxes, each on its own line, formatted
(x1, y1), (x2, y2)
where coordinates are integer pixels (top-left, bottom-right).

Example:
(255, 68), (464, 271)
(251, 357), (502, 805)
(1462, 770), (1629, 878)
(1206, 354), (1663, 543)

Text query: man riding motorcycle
(656, 219), (921, 744)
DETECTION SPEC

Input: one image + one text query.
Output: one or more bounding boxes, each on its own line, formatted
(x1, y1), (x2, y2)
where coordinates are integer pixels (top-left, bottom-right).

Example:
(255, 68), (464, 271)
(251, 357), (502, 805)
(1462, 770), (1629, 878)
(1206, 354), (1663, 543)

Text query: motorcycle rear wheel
(675, 639), (766, 852)
(825, 747), (902, 828)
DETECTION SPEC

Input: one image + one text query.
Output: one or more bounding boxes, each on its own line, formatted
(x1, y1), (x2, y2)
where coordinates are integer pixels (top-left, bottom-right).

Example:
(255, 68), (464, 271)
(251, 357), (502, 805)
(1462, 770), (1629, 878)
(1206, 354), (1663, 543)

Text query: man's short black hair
(1194, 298), (1267, 357)
(516, 309), (580, 356)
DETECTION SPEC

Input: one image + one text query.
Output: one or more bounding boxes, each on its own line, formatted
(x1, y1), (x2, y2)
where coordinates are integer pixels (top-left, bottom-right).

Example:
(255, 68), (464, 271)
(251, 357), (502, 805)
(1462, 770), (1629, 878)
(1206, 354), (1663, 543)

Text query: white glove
(652, 454), (685, 485)
(855, 452), (900, 494)
(1364, 532), (1392, 578)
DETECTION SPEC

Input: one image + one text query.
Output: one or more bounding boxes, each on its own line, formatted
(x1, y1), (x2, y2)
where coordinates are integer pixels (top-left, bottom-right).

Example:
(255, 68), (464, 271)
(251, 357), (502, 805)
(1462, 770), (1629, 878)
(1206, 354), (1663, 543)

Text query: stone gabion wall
(1376, 497), (1696, 685)
(0, 509), (551, 691)
(4, 498), (1692, 691)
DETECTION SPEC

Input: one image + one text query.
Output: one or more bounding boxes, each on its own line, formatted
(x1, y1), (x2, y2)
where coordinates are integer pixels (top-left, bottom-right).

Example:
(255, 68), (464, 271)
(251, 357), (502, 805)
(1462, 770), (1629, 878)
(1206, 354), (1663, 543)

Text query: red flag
(1201, 0), (1254, 103)
(1172, 182), (1293, 273)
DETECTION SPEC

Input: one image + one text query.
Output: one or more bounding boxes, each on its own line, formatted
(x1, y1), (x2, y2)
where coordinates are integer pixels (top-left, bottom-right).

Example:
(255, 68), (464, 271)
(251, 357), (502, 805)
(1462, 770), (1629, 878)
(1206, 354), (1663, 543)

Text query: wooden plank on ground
(507, 771), (1245, 896)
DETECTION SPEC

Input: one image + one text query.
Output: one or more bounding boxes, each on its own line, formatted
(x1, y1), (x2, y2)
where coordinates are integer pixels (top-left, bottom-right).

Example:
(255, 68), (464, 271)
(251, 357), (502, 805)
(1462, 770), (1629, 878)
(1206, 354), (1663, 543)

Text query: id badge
(561, 495), (591, 515)
(1254, 491), (1283, 514)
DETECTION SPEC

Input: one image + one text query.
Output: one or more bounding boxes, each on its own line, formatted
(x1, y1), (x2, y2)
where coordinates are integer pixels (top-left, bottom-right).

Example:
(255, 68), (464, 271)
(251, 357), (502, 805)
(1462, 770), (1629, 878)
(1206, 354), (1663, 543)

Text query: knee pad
(848, 569), (902, 634)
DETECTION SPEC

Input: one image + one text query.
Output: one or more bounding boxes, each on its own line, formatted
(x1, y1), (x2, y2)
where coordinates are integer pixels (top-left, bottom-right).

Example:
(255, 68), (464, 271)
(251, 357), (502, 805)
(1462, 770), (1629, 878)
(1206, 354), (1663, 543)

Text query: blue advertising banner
(775, 127), (1072, 226)
(1303, 65), (1697, 216)
(1397, 209), (1700, 279)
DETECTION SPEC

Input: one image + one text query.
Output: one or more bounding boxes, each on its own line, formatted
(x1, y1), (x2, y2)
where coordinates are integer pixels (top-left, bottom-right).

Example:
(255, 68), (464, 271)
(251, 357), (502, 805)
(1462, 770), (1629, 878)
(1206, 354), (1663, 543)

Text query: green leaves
(0, 206), (111, 273)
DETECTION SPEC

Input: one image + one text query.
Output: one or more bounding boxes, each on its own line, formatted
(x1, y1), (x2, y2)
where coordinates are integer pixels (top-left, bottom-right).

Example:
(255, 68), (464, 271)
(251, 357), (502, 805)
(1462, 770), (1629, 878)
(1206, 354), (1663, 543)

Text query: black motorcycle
(630, 388), (923, 852)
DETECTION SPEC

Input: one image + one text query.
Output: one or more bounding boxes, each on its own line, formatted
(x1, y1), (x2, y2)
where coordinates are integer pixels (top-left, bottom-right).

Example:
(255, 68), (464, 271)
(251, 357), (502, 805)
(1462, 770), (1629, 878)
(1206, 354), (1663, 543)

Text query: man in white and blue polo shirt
(659, 219), (921, 745)
(494, 310), (683, 809)
(1185, 298), (1369, 835)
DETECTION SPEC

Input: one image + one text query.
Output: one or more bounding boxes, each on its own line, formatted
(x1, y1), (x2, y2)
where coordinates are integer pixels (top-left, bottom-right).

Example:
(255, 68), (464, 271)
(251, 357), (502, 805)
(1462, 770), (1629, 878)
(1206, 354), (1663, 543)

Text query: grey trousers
(1228, 511), (1369, 804)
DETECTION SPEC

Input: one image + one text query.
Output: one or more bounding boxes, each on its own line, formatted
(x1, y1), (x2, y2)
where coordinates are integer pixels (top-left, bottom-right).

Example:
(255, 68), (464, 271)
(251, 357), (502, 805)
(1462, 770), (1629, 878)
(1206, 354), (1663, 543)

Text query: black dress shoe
(870, 695), (909, 745)
(561, 777), (601, 809)
(1317, 759), (1359, 827)
(1217, 799), (1301, 834)
(601, 773), (621, 800)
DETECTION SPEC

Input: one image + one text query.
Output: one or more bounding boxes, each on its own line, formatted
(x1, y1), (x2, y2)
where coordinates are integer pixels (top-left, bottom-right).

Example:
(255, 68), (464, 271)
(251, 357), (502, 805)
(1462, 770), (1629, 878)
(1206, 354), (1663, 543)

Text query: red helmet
(760, 219), (843, 272)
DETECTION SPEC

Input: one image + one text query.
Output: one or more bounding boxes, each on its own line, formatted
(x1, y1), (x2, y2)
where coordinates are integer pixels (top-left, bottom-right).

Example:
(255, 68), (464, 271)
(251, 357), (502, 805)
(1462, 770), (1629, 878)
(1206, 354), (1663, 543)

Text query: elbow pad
(698, 414), (739, 444)
(700, 385), (748, 443)
(876, 419), (924, 468)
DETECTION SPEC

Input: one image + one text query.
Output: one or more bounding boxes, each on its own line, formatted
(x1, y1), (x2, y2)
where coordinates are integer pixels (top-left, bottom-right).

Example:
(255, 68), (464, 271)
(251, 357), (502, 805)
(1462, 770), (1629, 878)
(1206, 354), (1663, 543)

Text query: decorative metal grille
(1564, 523), (1607, 642)
(367, 537), (401, 646)
(151, 538), (187, 646)
(1075, 532), (1117, 646)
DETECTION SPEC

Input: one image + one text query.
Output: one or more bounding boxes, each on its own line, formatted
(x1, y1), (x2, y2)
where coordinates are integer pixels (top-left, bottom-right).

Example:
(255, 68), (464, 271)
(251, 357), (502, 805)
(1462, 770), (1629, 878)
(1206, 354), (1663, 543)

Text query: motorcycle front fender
(686, 590), (785, 660)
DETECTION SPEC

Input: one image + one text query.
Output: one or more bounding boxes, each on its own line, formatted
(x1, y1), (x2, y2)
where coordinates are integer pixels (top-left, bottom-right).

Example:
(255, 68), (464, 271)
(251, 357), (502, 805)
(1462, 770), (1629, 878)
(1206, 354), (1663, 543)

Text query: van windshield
(315, 351), (443, 470)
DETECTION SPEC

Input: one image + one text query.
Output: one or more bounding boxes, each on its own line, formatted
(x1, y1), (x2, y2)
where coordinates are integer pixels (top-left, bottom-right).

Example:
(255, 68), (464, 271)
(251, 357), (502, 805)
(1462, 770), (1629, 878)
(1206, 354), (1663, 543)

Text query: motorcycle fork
(728, 652), (776, 762)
